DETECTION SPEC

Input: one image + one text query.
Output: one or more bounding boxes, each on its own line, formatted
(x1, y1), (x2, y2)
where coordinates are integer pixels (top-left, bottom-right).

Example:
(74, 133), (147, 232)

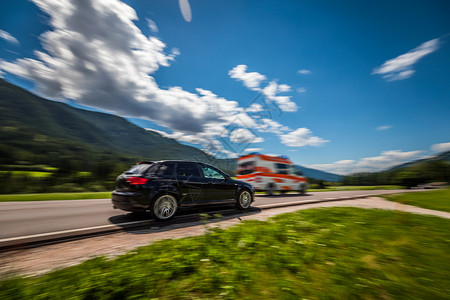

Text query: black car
(112, 161), (255, 220)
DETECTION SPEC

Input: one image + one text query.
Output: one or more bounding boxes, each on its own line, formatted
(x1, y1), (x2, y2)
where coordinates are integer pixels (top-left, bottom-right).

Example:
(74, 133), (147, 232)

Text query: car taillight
(126, 177), (148, 185)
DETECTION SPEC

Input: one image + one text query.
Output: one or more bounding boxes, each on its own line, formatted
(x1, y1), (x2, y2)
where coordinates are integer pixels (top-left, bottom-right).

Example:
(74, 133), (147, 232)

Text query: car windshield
(276, 163), (289, 174)
(237, 162), (255, 175)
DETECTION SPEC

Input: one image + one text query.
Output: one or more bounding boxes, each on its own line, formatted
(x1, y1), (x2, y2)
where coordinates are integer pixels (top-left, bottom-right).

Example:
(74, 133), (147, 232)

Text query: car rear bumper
(112, 191), (149, 212)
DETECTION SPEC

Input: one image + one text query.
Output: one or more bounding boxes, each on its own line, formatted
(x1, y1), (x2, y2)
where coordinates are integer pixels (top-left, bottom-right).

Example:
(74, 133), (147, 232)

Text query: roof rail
(137, 161), (154, 165)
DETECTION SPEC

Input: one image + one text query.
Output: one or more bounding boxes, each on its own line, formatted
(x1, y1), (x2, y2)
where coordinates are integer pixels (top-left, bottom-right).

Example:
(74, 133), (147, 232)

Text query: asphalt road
(0, 190), (413, 240)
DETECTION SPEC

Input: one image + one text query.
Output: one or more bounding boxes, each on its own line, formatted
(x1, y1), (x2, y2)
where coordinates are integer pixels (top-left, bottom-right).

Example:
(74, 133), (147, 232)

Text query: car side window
(155, 163), (175, 177)
(175, 162), (201, 177)
(200, 164), (226, 180)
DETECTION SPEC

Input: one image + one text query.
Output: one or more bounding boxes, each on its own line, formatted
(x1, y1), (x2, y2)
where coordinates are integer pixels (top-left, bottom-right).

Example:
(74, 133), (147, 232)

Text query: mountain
(0, 78), (216, 167)
(295, 165), (343, 182)
(343, 151), (450, 187)
(0, 78), (345, 180)
(387, 151), (450, 172)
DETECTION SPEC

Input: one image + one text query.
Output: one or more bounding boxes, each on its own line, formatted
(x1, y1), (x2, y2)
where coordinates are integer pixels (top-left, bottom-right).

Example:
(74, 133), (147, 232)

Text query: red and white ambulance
(236, 153), (308, 195)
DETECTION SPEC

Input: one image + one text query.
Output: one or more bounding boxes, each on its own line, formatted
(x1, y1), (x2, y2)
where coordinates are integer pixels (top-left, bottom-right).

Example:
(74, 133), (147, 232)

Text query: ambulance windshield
(237, 161), (255, 175)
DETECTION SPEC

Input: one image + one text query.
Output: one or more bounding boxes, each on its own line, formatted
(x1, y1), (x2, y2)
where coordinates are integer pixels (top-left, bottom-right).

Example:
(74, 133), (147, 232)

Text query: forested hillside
(0, 79), (221, 193)
(343, 152), (450, 187)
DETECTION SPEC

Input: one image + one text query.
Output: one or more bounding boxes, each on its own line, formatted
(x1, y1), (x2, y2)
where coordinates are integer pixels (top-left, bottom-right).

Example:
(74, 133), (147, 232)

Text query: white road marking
(0, 220), (148, 243)
(0, 192), (392, 246)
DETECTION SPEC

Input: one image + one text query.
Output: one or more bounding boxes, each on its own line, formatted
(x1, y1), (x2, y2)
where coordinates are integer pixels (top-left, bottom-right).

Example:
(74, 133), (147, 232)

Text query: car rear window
(125, 163), (153, 175)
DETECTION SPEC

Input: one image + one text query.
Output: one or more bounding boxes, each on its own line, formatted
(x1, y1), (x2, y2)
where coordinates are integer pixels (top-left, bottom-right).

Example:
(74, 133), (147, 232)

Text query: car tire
(236, 189), (252, 210)
(150, 194), (178, 221)
(298, 183), (306, 195)
(266, 183), (276, 196)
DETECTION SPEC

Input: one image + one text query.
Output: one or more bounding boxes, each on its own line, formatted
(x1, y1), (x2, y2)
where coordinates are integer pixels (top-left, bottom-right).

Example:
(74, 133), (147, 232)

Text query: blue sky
(0, 0), (449, 174)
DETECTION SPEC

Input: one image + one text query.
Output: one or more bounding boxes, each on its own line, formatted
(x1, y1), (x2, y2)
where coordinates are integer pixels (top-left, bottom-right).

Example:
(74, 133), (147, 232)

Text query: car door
(199, 163), (237, 203)
(174, 162), (208, 207)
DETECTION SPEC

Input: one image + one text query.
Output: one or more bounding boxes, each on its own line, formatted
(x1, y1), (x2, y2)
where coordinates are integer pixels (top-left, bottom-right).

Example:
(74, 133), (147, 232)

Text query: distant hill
(387, 151), (450, 172)
(295, 165), (343, 182)
(0, 78), (217, 168)
(0, 78), (346, 180)
(343, 151), (450, 187)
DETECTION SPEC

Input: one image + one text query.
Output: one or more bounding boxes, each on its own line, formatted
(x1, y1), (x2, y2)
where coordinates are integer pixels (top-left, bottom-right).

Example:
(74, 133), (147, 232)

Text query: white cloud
(146, 18), (158, 33)
(278, 84), (291, 92)
(228, 64), (266, 90)
(244, 148), (263, 153)
(0, 0), (247, 139)
(307, 160), (356, 175)
(0, 29), (19, 45)
(229, 65), (298, 112)
(431, 142), (450, 153)
(307, 150), (425, 175)
(377, 125), (392, 131)
(178, 0), (192, 22)
(279, 128), (329, 147)
(257, 118), (290, 135)
(245, 103), (263, 113)
(261, 81), (297, 112)
(372, 38), (440, 81)
(297, 69), (311, 75)
(297, 87), (307, 93)
(229, 128), (264, 144)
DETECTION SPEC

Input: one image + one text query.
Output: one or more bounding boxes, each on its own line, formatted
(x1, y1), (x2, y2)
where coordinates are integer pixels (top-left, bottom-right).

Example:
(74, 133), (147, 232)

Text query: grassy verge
(255, 185), (404, 195)
(1, 207), (449, 299)
(383, 188), (450, 213)
(311, 185), (404, 192)
(0, 192), (111, 202)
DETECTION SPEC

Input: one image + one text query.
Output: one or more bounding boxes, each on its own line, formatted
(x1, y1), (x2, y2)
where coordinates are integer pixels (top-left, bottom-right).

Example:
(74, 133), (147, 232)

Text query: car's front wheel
(151, 194), (178, 221)
(236, 189), (252, 210)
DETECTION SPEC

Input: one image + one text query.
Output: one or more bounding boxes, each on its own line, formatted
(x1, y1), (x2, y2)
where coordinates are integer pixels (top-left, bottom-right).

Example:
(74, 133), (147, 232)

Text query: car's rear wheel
(236, 189), (252, 210)
(151, 194), (178, 221)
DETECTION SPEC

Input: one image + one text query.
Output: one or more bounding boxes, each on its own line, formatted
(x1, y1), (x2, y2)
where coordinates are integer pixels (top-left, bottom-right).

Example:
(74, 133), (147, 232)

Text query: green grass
(0, 171), (53, 177)
(312, 185), (404, 191)
(0, 192), (111, 202)
(255, 185), (404, 194)
(1, 207), (449, 299)
(383, 188), (450, 213)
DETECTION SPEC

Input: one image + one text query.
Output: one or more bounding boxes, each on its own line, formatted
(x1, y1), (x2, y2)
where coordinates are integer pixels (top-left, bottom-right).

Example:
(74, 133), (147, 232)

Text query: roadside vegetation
(0, 192), (111, 202)
(1, 207), (449, 299)
(0, 186), (404, 202)
(254, 185), (404, 195)
(343, 160), (450, 188)
(383, 188), (450, 213)
(0, 162), (130, 194)
(307, 185), (403, 192)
